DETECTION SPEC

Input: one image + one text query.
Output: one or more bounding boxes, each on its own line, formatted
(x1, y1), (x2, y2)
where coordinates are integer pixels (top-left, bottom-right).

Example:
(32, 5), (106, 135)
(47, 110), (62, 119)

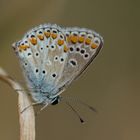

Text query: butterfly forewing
(12, 24), (103, 104)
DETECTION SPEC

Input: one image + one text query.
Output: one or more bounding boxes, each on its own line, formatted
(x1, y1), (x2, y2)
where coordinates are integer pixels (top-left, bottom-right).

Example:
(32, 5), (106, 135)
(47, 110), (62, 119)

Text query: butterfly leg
(35, 103), (49, 116)
(20, 102), (42, 114)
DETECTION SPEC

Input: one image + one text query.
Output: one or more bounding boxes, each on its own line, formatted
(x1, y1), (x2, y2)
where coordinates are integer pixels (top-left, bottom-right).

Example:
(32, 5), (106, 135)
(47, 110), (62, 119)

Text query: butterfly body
(12, 24), (103, 105)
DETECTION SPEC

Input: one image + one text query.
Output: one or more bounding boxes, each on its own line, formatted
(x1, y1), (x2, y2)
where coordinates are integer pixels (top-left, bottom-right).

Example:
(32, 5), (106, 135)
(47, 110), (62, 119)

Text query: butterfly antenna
(63, 96), (98, 113)
(76, 99), (97, 113)
(65, 101), (85, 124)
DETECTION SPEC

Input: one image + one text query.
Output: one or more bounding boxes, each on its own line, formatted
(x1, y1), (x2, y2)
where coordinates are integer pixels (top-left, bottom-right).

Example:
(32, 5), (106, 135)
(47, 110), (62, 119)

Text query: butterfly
(12, 24), (104, 109)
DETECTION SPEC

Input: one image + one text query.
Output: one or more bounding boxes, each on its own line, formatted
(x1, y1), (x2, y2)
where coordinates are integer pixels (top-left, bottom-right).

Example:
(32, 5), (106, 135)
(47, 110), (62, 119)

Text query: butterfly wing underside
(12, 24), (103, 104)
(13, 25), (69, 103)
(56, 28), (103, 92)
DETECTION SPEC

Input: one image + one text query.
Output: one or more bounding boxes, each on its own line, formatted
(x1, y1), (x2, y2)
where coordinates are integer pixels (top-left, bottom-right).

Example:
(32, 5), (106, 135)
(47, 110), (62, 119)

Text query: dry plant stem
(0, 68), (35, 140)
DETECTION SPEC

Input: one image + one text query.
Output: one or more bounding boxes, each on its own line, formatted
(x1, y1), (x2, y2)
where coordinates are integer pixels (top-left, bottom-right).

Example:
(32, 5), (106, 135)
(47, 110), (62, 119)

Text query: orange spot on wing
(37, 35), (44, 40)
(67, 36), (71, 42)
(91, 43), (97, 49)
(64, 45), (69, 52)
(70, 35), (78, 44)
(19, 45), (29, 52)
(58, 39), (64, 46)
(85, 38), (91, 45)
(78, 36), (85, 43)
(30, 37), (37, 45)
(44, 32), (51, 38)
(51, 33), (57, 39)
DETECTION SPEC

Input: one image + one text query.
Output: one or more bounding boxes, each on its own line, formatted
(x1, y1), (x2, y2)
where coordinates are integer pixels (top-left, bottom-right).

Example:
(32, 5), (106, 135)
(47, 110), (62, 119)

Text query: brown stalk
(0, 68), (35, 140)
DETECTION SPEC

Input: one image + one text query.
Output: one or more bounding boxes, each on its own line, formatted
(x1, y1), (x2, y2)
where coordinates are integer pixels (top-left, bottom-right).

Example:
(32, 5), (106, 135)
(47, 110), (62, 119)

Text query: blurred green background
(0, 0), (139, 140)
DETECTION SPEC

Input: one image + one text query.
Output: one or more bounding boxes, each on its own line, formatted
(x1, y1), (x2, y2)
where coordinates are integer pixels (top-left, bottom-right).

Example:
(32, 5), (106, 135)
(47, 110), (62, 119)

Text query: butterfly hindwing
(56, 27), (103, 90)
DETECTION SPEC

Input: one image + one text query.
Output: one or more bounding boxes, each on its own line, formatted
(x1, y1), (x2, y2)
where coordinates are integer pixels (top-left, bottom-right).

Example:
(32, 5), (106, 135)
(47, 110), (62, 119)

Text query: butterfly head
(51, 96), (61, 105)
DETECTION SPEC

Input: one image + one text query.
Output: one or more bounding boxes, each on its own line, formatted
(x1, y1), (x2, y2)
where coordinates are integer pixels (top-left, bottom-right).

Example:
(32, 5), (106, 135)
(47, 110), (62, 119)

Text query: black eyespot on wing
(80, 49), (85, 54)
(76, 47), (80, 52)
(39, 31), (43, 34)
(84, 54), (89, 58)
(73, 33), (78, 36)
(51, 45), (54, 48)
(36, 69), (39, 73)
(61, 58), (64, 62)
(36, 53), (39, 56)
(53, 30), (57, 33)
(28, 53), (31, 56)
(42, 70), (46, 74)
(52, 73), (56, 78)
(70, 60), (77, 66)
(31, 35), (35, 38)
(47, 29), (50, 32)
(70, 47), (74, 52)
